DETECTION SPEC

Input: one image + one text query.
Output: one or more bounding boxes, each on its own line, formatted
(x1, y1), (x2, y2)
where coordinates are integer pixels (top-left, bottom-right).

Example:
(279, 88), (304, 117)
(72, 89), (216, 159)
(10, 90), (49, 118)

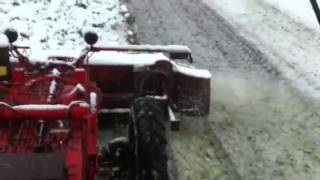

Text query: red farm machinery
(0, 29), (211, 180)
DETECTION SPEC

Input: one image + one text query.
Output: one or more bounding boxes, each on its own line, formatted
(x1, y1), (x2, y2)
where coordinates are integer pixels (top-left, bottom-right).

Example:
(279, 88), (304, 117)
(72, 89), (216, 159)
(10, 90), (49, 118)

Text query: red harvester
(0, 29), (211, 180)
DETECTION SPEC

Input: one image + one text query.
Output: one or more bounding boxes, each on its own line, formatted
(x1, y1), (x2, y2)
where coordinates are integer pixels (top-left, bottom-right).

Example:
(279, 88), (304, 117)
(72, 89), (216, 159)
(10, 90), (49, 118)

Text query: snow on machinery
(0, 29), (211, 180)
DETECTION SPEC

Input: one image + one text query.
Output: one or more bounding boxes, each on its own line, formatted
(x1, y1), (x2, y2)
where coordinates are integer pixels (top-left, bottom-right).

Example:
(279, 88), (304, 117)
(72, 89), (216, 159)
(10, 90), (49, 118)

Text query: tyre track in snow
(127, 0), (284, 179)
(128, 0), (320, 180)
(128, 0), (282, 179)
(129, 0), (280, 78)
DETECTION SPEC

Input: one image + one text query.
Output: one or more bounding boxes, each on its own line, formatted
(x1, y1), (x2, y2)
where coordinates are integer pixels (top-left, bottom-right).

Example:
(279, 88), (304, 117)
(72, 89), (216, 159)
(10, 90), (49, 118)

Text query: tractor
(0, 29), (211, 180)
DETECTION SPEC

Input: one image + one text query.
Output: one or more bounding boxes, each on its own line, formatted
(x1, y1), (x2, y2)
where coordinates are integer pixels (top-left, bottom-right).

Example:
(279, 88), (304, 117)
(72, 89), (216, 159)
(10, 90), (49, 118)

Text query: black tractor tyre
(129, 97), (170, 180)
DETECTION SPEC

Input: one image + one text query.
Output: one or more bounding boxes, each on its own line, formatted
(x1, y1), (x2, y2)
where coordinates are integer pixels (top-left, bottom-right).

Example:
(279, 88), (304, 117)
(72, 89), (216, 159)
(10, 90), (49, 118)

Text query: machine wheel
(130, 97), (169, 180)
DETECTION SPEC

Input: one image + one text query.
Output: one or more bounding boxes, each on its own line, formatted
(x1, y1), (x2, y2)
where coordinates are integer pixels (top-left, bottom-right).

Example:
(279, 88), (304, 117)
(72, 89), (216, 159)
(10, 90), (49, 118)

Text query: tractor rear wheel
(130, 97), (169, 180)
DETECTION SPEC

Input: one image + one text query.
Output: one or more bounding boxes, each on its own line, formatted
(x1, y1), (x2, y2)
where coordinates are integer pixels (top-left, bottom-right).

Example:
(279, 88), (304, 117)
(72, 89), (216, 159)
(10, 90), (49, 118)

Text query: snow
(94, 44), (191, 53)
(263, 0), (319, 30)
(13, 101), (89, 110)
(67, 83), (86, 96)
(47, 80), (57, 102)
(99, 108), (131, 113)
(0, 0), (211, 80)
(0, 0), (128, 50)
(197, 3), (320, 178)
(0, 34), (9, 47)
(168, 106), (176, 122)
(14, 104), (68, 110)
(89, 50), (211, 78)
(12, 45), (211, 79)
(90, 92), (97, 112)
(68, 100), (89, 108)
(51, 68), (61, 76)
(204, 0), (319, 30)
(88, 52), (169, 66)
(146, 95), (168, 100)
(204, 0), (320, 101)
(75, 84), (86, 93)
(174, 64), (211, 79)
(28, 49), (81, 64)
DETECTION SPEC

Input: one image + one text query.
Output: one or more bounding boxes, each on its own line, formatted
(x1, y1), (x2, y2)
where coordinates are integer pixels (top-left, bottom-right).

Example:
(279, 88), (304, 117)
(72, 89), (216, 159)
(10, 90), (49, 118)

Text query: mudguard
(174, 65), (211, 116)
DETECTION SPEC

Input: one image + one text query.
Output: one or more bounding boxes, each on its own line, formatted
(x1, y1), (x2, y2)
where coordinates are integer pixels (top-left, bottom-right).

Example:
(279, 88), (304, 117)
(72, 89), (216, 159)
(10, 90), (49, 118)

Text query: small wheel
(129, 97), (169, 180)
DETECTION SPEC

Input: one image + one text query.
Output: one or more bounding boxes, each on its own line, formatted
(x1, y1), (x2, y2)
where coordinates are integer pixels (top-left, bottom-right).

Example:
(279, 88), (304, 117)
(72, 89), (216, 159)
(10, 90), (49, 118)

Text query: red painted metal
(0, 59), (100, 179)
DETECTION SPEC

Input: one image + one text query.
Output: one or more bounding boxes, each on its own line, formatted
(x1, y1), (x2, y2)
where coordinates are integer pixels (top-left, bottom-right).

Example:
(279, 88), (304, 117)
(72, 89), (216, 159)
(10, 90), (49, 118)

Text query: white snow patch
(174, 63), (211, 79)
(51, 68), (61, 76)
(120, 4), (129, 14)
(75, 84), (86, 93)
(0, 34), (9, 47)
(68, 83), (86, 96)
(99, 108), (131, 113)
(90, 92), (97, 112)
(88, 52), (169, 66)
(47, 80), (57, 102)
(28, 49), (81, 64)
(12, 45), (210, 79)
(146, 94), (168, 100)
(68, 100), (90, 108)
(168, 106), (176, 122)
(89, 51), (211, 78)
(94, 44), (191, 53)
(14, 104), (68, 110)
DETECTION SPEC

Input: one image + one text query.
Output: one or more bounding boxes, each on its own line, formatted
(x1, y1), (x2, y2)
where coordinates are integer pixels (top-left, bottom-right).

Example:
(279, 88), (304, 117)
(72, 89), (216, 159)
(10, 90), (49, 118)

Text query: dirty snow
(0, 0), (128, 50)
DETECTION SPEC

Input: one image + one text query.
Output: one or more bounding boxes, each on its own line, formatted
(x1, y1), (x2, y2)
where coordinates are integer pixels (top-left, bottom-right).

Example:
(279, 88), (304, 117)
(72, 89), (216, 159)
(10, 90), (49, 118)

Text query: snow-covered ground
(0, 0), (128, 50)
(264, 0), (319, 30)
(195, 0), (320, 179)
(204, 0), (320, 103)
(215, 0), (320, 30)
(205, 0), (319, 28)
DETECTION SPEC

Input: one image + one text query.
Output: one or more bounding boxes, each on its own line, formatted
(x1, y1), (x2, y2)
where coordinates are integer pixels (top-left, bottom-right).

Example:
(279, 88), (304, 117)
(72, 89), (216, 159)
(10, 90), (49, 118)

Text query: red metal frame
(0, 58), (100, 179)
